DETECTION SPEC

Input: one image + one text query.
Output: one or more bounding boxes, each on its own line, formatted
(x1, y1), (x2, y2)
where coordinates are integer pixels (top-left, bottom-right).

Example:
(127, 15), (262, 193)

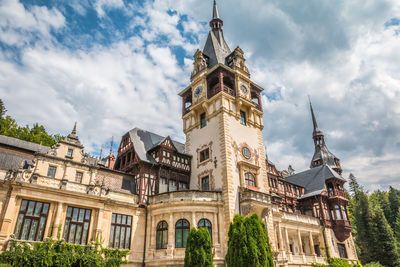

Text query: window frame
(244, 172), (256, 187)
(156, 221), (168, 249)
(14, 199), (50, 241)
(240, 110), (246, 125)
(66, 148), (73, 158)
(198, 218), (212, 241)
(175, 219), (190, 248)
(337, 243), (347, 258)
(199, 148), (210, 163)
(47, 166), (57, 178)
(63, 206), (92, 245)
(109, 213), (132, 249)
(201, 176), (210, 191)
(75, 171), (83, 183)
(200, 112), (206, 128)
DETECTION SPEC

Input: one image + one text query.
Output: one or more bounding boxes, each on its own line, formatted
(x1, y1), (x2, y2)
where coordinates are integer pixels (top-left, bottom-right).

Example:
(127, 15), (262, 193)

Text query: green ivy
(0, 238), (129, 267)
(312, 258), (363, 267)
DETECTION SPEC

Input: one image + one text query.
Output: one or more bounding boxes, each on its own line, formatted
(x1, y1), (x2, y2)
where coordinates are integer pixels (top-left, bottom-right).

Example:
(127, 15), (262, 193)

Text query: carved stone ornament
(241, 204), (252, 216)
(232, 46), (249, 73)
(191, 49), (207, 77)
(47, 145), (58, 156)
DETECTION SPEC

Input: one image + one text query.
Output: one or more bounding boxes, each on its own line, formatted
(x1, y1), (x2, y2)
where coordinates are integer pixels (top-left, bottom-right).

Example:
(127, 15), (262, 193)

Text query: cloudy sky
(0, 0), (399, 191)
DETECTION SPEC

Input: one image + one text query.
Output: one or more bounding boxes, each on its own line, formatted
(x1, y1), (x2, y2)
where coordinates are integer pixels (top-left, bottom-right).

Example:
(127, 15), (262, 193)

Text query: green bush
(312, 259), (363, 267)
(184, 227), (213, 267)
(0, 238), (129, 267)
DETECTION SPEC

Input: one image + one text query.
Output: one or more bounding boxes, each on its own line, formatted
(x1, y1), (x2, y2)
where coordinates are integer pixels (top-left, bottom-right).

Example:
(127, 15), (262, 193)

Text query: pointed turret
(308, 101), (342, 174)
(203, 0), (231, 68)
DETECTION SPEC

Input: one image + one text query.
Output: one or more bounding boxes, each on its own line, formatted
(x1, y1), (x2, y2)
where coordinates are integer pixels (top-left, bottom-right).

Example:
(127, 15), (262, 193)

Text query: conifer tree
(388, 186), (400, 228)
(184, 227), (213, 267)
(226, 214), (274, 267)
(352, 190), (374, 264)
(348, 173), (361, 196)
(370, 207), (400, 267)
(394, 207), (400, 243)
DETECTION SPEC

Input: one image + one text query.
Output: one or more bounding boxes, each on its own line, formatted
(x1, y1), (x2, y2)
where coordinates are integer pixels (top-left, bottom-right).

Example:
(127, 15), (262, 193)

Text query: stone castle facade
(0, 1), (357, 266)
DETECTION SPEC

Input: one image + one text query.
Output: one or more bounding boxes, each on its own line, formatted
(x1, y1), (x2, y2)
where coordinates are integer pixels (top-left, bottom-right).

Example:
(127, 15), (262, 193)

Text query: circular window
(242, 147), (251, 159)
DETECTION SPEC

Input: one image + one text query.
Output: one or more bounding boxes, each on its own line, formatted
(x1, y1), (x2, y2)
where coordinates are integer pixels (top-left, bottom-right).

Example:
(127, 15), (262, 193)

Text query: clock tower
(179, 0), (269, 241)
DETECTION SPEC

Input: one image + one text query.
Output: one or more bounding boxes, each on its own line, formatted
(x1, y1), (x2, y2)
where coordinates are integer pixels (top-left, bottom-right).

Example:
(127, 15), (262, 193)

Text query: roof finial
(209, 0), (223, 30)
(72, 122), (77, 135)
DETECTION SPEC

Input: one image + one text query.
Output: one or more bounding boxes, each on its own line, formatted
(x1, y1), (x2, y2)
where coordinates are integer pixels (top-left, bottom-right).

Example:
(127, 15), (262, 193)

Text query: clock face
(240, 84), (248, 95)
(242, 147), (251, 159)
(194, 85), (203, 98)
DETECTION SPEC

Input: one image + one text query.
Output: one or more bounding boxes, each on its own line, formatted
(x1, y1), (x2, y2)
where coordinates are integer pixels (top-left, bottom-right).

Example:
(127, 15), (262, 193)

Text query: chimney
(108, 154), (116, 170)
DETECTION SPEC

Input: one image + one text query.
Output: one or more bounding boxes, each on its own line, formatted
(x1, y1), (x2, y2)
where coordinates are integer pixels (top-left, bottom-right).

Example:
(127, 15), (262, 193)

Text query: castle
(0, 1), (357, 266)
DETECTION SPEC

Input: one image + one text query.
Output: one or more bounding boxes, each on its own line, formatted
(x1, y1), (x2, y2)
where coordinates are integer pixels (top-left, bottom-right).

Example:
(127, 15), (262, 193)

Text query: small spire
(72, 122), (77, 135)
(212, 0), (220, 20)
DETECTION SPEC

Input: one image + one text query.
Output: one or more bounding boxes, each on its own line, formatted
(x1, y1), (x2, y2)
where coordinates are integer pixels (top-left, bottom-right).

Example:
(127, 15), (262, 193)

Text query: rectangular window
(201, 176), (209, 191)
(63, 206), (91, 245)
(109, 213), (132, 249)
(169, 180), (177, 191)
(337, 243), (347, 258)
(240, 110), (246, 125)
(159, 178), (168, 193)
(200, 113), (206, 128)
(47, 166), (56, 178)
(66, 148), (73, 158)
(75, 172), (83, 183)
(179, 182), (188, 190)
(199, 148), (210, 163)
(14, 199), (49, 241)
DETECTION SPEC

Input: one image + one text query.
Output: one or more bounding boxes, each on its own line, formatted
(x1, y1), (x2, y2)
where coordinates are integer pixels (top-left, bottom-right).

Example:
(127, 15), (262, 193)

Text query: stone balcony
(149, 190), (223, 205)
(281, 211), (321, 226)
(240, 187), (271, 205)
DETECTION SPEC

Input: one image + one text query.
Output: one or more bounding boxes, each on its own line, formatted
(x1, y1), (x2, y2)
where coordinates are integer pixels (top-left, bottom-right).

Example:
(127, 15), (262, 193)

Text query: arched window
(341, 205), (348, 220)
(334, 204), (342, 220)
(245, 172), (256, 187)
(198, 218), (212, 240)
(156, 221), (168, 249)
(175, 219), (190, 248)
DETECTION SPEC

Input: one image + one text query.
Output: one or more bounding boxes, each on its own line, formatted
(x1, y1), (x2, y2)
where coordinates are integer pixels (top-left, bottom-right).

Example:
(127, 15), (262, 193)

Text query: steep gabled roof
(285, 164), (345, 199)
(127, 128), (187, 164)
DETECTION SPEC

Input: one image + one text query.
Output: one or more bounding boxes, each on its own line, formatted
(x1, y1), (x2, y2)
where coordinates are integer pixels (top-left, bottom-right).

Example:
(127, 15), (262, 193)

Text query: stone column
(51, 202), (63, 239)
(309, 231), (316, 259)
(284, 227), (293, 261)
(277, 223), (284, 252)
(191, 211), (196, 229)
(95, 208), (104, 241)
(0, 192), (17, 247)
(167, 213), (174, 257)
(297, 229), (305, 263)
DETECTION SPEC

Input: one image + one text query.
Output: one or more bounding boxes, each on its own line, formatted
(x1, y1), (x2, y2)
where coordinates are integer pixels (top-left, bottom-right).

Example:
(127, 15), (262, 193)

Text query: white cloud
(0, 0), (399, 191)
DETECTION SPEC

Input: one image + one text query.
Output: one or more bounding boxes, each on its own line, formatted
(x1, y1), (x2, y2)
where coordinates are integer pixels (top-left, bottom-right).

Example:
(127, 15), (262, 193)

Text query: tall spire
(203, 0), (231, 68)
(309, 97), (322, 136)
(212, 0), (220, 20)
(308, 100), (342, 174)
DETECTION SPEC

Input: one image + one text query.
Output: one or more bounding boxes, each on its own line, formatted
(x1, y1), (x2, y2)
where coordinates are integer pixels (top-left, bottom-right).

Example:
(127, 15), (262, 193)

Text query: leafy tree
(363, 263), (384, 267)
(0, 99), (63, 147)
(226, 214), (274, 267)
(184, 227), (213, 267)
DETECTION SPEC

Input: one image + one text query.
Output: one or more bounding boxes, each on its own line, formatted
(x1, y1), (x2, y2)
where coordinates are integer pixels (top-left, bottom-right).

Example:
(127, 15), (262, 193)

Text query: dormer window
(66, 148), (73, 158)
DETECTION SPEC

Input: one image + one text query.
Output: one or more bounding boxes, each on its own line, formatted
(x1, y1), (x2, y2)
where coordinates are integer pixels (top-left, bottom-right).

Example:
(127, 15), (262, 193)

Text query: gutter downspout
(142, 205), (148, 267)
